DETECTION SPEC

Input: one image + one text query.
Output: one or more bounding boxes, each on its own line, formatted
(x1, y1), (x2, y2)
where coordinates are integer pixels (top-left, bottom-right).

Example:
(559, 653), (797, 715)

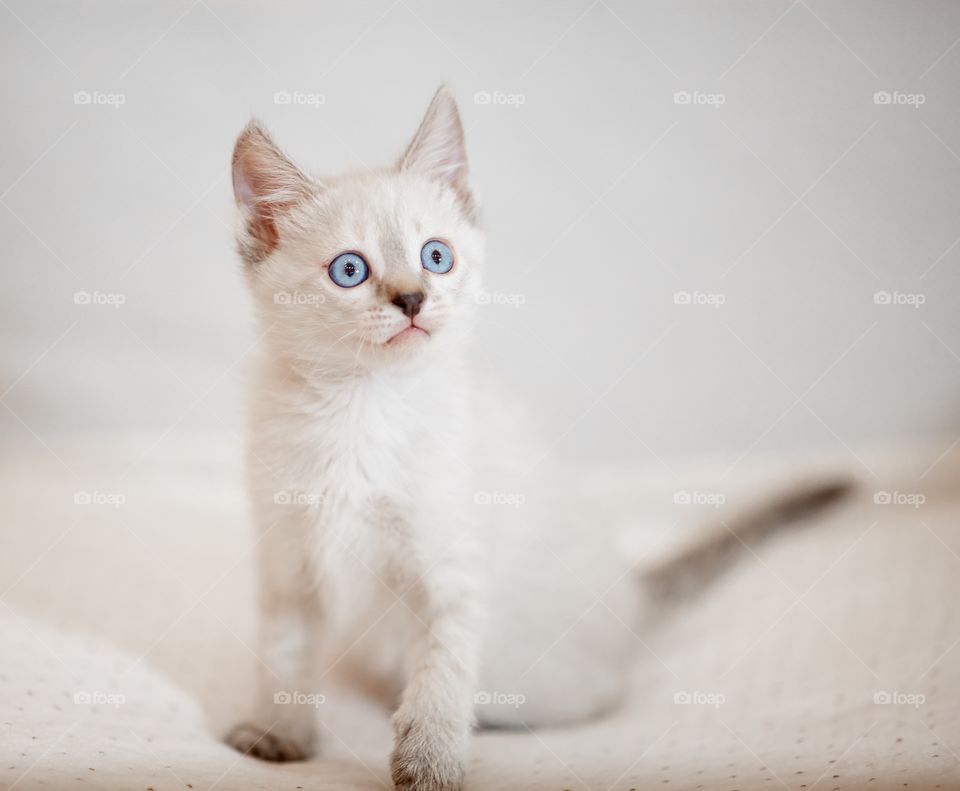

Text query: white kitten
(224, 86), (850, 791)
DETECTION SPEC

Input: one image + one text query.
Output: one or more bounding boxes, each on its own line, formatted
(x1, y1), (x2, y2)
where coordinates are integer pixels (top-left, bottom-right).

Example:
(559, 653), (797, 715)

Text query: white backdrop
(2, 0), (959, 465)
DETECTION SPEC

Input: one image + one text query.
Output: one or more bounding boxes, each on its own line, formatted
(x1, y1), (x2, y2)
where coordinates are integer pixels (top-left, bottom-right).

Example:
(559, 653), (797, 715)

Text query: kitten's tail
(638, 478), (854, 606)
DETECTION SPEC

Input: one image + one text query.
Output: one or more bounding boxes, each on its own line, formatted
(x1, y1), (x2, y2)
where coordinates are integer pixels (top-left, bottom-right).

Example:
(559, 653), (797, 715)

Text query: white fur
(225, 86), (638, 790)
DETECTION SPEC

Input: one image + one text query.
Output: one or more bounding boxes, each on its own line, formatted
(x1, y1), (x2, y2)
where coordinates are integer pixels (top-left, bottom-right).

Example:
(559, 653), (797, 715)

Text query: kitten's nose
(391, 291), (425, 318)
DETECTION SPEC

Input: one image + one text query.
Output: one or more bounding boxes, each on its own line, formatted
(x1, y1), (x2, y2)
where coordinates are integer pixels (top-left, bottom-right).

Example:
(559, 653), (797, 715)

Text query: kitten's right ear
(232, 120), (312, 263)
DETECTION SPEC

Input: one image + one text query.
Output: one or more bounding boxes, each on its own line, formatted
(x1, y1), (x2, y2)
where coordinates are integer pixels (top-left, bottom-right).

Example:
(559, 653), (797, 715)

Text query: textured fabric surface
(1, 431), (958, 790)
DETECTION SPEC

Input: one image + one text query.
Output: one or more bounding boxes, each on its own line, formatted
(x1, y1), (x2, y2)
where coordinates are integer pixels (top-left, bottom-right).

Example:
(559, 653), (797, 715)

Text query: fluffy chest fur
(250, 356), (476, 610)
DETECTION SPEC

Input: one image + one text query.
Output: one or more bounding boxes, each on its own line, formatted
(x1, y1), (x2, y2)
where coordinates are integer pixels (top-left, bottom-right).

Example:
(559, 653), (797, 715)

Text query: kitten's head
(232, 86), (483, 375)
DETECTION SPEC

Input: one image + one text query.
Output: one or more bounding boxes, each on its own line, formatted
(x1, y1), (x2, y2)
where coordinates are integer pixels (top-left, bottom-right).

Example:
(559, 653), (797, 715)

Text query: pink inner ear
(233, 169), (257, 212)
(231, 123), (310, 260)
(233, 153), (280, 252)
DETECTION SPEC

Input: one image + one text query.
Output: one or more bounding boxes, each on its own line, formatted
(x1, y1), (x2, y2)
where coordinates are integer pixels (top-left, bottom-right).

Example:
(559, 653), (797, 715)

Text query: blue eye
(328, 252), (369, 288)
(420, 240), (454, 274)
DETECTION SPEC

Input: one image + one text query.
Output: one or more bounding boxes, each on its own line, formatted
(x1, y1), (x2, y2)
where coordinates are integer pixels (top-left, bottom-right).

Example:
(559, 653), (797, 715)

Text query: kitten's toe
(225, 722), (312, 762)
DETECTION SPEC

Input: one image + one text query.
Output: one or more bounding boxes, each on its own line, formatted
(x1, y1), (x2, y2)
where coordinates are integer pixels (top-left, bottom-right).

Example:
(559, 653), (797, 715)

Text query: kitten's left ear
(399, 85), (470, 201)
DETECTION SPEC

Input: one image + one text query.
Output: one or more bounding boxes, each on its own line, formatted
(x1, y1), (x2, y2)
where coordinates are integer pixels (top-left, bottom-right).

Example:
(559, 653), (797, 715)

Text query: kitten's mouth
(386, 324), (430, 346)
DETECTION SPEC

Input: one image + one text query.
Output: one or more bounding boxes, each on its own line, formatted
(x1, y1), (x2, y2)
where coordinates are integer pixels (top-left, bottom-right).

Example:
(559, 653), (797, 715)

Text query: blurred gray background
(2, 0), (959, 467)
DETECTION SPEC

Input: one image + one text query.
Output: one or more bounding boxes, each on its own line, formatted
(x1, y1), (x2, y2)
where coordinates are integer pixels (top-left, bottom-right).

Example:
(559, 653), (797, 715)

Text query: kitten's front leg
(226, 517), (320, 762)
(390, 565), (482, 791)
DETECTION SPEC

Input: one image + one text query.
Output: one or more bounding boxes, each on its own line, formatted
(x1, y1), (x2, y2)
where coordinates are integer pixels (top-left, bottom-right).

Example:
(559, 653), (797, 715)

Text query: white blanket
(1, 431), (958, 789)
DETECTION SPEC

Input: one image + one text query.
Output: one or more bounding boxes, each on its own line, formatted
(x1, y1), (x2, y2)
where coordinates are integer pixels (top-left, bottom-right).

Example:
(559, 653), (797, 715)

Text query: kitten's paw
(390, 718), (464, 791)
(225, 722), (313, 762)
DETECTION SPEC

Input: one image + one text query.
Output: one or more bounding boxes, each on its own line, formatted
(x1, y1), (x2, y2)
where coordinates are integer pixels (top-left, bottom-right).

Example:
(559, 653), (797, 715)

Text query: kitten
(224, 86), (850, 791)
